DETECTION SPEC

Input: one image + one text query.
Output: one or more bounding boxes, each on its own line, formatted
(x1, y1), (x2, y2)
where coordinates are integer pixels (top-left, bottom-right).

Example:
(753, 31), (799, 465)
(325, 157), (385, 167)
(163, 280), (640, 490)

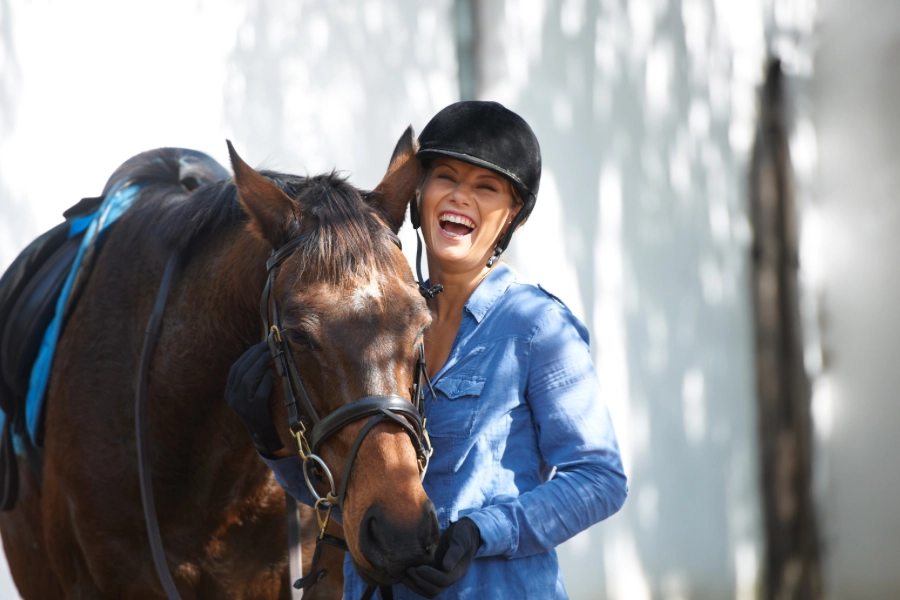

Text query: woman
(227, 101), (627, 598)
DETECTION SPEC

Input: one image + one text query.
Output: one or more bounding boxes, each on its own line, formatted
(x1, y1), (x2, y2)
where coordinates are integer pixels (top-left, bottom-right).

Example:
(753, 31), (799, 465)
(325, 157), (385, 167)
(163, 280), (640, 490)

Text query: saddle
(0, 195), (103, 510)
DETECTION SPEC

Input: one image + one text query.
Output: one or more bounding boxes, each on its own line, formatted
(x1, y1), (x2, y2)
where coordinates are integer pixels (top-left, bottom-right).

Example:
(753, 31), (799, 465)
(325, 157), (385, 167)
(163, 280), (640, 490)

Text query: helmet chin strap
(486, 193), (535, 268)
(410, 197), (444, 299)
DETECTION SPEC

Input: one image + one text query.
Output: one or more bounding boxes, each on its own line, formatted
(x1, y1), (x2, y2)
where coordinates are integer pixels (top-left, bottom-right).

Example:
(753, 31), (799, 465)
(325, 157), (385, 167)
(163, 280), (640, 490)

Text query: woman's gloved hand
(403, 518), (482, 598)
(225, 341), (283, 456)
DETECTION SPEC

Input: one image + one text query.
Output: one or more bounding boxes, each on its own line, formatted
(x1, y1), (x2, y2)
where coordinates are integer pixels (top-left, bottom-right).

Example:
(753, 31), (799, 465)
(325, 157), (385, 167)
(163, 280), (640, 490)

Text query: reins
(136, 253), (184, 600)
(136, 251), (306, 600)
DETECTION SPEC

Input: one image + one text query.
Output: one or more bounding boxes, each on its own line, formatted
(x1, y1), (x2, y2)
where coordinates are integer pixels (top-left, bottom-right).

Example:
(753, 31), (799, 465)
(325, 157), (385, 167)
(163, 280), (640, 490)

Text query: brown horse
(0, 130), (438, 598)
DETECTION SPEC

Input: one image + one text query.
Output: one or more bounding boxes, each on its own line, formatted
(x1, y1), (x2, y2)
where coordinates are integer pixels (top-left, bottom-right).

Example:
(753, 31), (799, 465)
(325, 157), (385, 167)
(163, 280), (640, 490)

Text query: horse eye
(284, 329), (315, 349)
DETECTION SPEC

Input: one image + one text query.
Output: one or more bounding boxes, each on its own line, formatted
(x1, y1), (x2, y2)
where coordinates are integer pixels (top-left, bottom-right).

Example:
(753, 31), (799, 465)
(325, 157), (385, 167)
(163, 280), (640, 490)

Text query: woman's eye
(478, 184), (498, 193)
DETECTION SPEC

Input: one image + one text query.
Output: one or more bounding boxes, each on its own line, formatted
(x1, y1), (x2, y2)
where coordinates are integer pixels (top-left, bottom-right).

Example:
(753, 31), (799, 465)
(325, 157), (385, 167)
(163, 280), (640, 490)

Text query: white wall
(812, 0), (900, 597)
(492, 1), (812, 598)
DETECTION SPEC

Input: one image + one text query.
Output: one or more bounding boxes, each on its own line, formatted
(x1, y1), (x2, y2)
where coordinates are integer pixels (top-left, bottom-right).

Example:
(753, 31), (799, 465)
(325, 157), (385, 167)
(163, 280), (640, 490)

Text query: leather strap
(263, 229), (431, 599)
(360, 585), (394, 600)
(308, 395), (422, 455)
(136, 253), (183, 600)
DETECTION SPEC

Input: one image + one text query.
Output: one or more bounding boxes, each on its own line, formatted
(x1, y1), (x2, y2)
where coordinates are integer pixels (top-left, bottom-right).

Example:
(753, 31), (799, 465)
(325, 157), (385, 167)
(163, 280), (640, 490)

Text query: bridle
(261, 228), (435, 596)
(138, 228), (434, 600)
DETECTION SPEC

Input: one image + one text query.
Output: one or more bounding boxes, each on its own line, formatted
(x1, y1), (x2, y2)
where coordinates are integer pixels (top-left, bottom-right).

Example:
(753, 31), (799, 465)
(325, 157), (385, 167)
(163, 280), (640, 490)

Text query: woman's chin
(430, 243), (493, 271)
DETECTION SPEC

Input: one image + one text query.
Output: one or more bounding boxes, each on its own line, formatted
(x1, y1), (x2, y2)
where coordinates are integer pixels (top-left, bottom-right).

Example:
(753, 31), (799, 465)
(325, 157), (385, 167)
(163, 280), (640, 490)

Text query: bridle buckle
(292, 423), (312, 462)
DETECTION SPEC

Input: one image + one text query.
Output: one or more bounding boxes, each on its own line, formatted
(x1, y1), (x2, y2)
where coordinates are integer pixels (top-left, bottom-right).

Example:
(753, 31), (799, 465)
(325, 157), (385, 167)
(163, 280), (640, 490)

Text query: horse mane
(120, 148), (389, 284)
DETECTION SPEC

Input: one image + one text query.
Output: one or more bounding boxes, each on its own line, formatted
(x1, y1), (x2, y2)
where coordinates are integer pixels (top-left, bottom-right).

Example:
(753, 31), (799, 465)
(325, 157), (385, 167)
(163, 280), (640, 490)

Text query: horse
(0, 129), (439, 599)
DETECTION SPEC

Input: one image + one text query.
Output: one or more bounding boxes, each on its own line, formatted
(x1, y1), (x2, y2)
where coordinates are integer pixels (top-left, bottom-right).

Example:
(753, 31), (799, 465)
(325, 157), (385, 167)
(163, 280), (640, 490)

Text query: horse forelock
(277, 171), (395, 286)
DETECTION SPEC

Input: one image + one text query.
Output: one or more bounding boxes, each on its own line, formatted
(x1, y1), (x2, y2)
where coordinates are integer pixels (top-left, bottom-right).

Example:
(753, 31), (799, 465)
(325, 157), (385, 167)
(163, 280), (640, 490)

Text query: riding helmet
(416, 101), (541, 267)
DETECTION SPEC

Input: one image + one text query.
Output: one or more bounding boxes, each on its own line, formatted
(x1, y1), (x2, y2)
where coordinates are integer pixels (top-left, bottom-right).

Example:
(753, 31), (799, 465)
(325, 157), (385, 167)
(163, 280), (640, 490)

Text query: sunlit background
(1, 0), (898, 598)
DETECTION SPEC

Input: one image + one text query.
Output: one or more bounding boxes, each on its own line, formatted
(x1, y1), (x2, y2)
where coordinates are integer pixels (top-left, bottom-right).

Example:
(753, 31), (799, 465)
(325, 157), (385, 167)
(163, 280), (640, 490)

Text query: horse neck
(182, 225), (272, 346)
(148, 226), (272, 500)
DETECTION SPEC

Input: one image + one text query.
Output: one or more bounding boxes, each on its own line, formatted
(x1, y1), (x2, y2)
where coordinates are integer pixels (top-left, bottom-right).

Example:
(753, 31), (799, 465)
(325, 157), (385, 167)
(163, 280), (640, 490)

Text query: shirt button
(453, 389), (460, 395)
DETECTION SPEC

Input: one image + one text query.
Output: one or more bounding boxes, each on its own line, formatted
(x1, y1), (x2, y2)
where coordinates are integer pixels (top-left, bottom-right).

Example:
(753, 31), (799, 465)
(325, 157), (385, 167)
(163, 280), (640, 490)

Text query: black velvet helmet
(416, 101), (541, 267)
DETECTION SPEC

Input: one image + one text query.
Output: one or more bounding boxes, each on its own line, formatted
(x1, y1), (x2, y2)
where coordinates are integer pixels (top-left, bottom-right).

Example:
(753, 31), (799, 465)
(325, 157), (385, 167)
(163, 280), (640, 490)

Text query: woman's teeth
(439, 214), (475, 237)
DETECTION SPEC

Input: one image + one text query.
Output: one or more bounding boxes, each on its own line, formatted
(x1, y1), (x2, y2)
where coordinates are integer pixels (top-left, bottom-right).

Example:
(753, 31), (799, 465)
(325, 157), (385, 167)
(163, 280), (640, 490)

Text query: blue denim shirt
(264, 262), (627, 599)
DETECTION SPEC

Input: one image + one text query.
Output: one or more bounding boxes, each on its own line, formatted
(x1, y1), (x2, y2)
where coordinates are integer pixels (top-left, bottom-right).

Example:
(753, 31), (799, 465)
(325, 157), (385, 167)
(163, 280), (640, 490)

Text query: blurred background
(0, 0), (896, 598)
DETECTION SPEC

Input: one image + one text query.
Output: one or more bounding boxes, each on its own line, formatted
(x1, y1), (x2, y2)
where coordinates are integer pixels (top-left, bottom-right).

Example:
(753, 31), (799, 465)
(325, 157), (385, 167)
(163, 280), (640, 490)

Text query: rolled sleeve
(467, 303), (627, 559)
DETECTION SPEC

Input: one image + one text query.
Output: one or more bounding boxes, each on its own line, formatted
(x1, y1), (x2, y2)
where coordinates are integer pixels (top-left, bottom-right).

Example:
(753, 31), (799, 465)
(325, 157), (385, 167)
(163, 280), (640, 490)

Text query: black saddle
(0, 196), (103, 510)
(0, 146), (231, 512)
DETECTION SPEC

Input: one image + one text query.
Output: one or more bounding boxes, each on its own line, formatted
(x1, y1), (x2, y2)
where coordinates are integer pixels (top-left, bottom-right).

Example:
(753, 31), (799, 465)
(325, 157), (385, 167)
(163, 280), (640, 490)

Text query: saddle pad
(1, 236), (81, 400)
(0, 222), (70, 413)
(22, 183), (145, 445)
(0, 183), (144, 448)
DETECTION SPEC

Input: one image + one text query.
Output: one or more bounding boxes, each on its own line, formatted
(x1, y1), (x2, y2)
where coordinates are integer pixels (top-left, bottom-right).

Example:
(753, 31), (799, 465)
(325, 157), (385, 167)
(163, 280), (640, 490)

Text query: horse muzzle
(355, 499), (439, 584)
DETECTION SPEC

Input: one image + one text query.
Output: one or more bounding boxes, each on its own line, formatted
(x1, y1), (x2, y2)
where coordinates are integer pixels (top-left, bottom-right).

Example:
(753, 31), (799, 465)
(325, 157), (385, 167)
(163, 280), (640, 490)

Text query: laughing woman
(227, 101), (627, 599)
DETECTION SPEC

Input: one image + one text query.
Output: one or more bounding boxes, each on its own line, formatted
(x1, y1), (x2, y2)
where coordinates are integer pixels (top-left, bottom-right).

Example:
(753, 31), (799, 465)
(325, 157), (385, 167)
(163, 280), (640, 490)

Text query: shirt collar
(464, 262), (516, 323)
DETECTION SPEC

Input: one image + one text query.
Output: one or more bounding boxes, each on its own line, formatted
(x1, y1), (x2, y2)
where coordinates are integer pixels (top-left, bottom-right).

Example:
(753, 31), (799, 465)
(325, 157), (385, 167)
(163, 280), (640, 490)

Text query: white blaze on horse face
(350, 276), (383, 314)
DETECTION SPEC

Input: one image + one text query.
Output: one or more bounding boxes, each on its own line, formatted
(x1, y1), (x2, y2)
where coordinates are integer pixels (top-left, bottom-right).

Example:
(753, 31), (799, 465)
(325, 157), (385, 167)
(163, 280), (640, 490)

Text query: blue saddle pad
(0, 182), (144, 451)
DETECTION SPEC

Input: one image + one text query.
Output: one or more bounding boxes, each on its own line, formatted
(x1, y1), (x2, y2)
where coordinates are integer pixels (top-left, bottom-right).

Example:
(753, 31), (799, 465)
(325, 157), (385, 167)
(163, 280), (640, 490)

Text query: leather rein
(135, 228), (435, 600)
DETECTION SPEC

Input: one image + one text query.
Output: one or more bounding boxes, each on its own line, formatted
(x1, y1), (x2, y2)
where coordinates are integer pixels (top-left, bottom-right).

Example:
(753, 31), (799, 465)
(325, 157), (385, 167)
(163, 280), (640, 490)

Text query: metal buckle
(292, 424), (312, 461)
(314, 496), (335, 538)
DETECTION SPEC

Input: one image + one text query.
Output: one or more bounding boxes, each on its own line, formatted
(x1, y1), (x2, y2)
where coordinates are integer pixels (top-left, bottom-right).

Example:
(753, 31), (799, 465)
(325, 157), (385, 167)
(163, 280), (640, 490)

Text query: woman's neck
(425, 256), (493, 321)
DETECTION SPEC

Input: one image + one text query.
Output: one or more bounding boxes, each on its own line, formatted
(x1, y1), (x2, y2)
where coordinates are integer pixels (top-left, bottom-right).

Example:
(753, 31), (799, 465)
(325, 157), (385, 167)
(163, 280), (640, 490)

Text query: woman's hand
(225, 341), (284, 456)
(403, 518), (481, 598)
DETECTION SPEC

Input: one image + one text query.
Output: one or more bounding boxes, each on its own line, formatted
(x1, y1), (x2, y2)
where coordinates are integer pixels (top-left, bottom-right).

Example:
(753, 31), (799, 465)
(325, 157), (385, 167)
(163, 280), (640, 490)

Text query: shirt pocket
(426, 376), (485, 439)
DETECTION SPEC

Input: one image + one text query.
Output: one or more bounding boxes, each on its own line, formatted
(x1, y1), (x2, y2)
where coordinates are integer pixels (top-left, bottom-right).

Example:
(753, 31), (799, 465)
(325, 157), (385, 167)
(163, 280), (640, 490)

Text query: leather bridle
(138, 228), (434, 600)
(261, 230), (433, 508)
(261, 229), (434, 598)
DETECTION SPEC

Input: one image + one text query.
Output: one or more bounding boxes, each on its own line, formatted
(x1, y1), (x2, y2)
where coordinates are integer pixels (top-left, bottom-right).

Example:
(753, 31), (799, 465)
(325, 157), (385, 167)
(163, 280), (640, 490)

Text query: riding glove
(225, 341), (284, 456)
(403, 517), (482, 598)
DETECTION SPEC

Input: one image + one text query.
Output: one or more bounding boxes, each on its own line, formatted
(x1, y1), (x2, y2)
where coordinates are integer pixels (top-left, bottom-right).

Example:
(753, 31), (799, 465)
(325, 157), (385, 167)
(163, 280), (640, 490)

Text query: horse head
(228, 130), (439, 586)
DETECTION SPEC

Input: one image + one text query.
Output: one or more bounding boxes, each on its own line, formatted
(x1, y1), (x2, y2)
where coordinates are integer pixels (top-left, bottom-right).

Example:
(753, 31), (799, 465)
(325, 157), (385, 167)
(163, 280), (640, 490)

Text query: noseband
(260, 230), (434, 516)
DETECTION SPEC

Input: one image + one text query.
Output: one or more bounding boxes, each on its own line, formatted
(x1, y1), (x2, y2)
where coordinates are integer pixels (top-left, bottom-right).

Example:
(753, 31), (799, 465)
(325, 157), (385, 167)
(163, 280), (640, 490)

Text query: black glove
(403, 518), (481, 598)
(225, 341), (283, 455)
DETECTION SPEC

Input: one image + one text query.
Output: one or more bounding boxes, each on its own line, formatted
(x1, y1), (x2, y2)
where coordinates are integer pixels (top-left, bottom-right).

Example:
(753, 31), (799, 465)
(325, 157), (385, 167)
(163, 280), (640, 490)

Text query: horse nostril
(358, 501), (441, 576)
(420, 500), (440, 560)
(359, 504), (391, 570)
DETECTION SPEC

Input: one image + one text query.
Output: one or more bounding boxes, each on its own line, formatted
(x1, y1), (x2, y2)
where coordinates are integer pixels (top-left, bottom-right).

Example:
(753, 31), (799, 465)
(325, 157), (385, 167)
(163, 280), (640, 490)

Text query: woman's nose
(448, 182), (473, 205)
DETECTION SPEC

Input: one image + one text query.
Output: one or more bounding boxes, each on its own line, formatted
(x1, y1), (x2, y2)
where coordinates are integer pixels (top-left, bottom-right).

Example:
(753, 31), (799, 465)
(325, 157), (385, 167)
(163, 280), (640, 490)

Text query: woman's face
(418, 158), (520, 275)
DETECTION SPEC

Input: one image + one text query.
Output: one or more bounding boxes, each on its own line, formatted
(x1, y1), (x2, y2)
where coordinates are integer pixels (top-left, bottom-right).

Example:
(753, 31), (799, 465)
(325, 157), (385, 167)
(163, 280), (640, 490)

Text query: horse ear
(371, 126), (423, 233)
(227, 140), (297, 246)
